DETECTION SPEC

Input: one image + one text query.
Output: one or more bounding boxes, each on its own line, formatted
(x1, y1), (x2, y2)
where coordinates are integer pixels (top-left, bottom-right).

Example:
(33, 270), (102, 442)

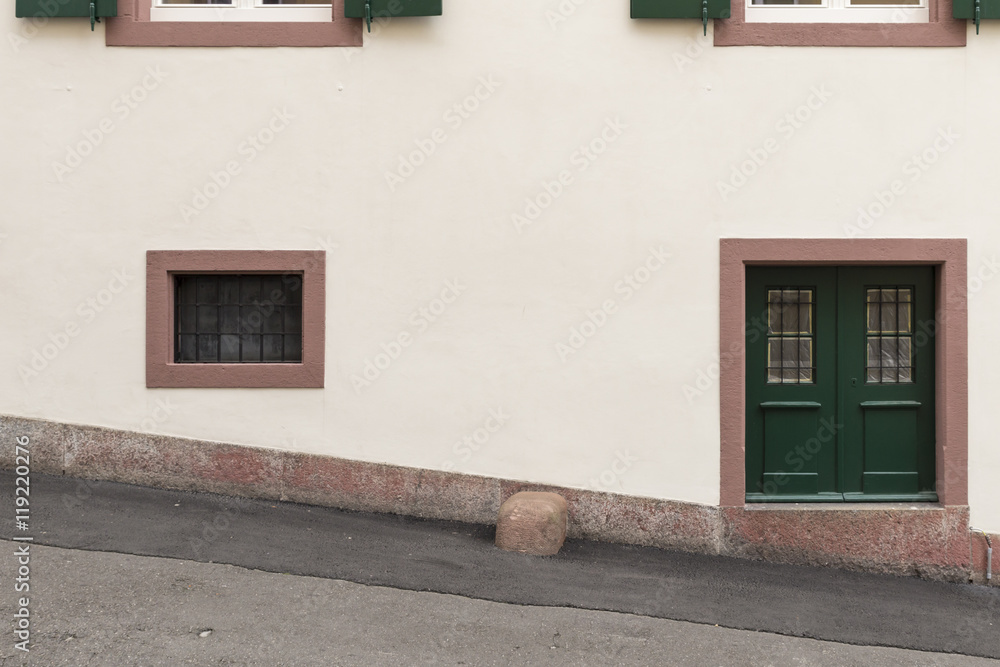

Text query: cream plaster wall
(1, 3), (997, 531)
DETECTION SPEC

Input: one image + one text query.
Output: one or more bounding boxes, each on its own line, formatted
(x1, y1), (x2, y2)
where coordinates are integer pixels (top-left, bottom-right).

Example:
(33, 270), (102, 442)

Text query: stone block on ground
(495, 491), (568, 556)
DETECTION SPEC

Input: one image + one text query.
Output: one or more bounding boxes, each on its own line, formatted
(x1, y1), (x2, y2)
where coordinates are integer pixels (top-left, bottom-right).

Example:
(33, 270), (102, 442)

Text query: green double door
(745, 266), (936, 502)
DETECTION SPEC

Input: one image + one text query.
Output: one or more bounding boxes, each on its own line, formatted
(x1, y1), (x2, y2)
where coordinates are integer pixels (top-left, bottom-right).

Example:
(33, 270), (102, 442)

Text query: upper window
(151, 0), (333, 22)
(106, 0), (361, 48)
(745, 0), (927, 23)
(714, 0), (964, 46)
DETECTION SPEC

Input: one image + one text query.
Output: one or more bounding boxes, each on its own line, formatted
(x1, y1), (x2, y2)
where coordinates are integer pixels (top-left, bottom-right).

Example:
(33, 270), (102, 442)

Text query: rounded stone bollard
(495, 491), (568, 556)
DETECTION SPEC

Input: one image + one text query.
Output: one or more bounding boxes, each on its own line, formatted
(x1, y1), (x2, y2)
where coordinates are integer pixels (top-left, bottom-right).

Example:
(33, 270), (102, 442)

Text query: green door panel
(862, 472), (919, 494)
(746, 267), (838, 501)
(762, 472), (819, 495)
(861, 405), (918, 476)
(746, 266), (936, 503)
(837, 267), (935, 500)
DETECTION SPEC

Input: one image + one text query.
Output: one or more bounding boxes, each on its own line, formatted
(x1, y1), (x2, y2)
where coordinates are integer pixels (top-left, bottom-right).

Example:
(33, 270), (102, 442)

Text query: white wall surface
(1, 3), (997, 533)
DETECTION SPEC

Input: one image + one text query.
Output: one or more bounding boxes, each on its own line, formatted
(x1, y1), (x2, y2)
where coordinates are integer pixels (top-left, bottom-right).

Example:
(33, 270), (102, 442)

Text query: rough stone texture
(495, 491), (568, 556)
(63, 422), (285, 501)
(1, 414), (995, 586)
(501, 480), (723, 555)
(970, 532), (998, 587)
(0, 415), (66, 475)
(281, 453), (500, 524)
(722, 505), (972, 581)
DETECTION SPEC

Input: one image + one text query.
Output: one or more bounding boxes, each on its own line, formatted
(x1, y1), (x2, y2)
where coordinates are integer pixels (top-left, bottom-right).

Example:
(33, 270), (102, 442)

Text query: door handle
(851, 378), (858, 387)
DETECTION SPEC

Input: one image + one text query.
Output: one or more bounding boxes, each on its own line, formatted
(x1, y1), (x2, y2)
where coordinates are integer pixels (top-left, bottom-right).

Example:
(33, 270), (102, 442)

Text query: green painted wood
(16, 0), (116, 18)
(631, 0), (731, 18)
(842, 491), (939, 502)
(746, 267), (838, 499)
(838, 267), (935, 500)
(860, 401), (922, 408)
(862, 471), (919, 494)
(760, 402), (822, 409)
(761, 472), (818, 495)
(344, 0), (442, 18)
(745, 266), (936, 503)
(954, 0), (1000, 20)
(747, 492), (846, 503)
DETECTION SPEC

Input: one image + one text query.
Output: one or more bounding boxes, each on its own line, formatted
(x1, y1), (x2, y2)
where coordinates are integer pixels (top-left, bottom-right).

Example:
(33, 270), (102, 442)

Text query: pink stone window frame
(719, 239), (968, 507)
(713, 0), (966, 46)
(107, 0), (362, 47)
(147, 250), (326, 388)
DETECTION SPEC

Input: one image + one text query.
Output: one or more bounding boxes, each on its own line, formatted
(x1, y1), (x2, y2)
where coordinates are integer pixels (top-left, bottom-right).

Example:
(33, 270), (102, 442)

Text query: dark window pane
(197, 276), (219, 305)
(284, 334), (302, 362)
(284, 306), (302, 334)
(178, 335), (197, 362)
(283, 275), (303, 303)
(240, 276), (261, 305)
(220, 275), (240, 304)
(177, 277), (197, 304)
(219, 334), (240, 362)
(261, 276), (282, 305)
(197, 334), (219, 362)
(219, 306), (241, 334)
(177, 305), (197, 334)
(262, 335), (284, 362)
(263, 306), (283, 334)
(240, 306), (262, 333)
(197, 305), (218, 333)
(175, 273), (303, 364)
(241, 334), (261, 362)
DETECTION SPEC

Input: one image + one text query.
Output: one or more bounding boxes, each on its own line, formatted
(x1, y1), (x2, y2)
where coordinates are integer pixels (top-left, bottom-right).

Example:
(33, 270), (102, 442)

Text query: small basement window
(174, 274), (303, 363)
(146, 250), (325, 388)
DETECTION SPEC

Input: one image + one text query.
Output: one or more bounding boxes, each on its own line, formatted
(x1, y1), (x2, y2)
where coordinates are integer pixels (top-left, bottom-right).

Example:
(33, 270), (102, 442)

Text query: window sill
(108, 0), (362, 47)
(715, 0), (966, 46)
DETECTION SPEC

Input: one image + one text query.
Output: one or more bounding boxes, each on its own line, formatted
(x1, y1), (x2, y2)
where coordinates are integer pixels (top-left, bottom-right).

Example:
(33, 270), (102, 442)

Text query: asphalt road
(1, 471), (998, 662)
(1, 544), (997, 667)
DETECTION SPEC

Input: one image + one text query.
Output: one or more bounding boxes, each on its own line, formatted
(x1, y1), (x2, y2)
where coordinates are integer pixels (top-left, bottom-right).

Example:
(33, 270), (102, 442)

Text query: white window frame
(150, 0), (333, 22)
(745, 0), (928, 22)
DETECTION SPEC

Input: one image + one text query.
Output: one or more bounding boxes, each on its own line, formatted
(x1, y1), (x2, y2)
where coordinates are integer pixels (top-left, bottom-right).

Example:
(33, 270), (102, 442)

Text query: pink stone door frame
(719, 239), (968, 507)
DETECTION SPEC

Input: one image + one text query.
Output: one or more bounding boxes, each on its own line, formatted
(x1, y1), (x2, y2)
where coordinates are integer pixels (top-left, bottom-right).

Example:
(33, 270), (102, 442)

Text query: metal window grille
(175, 274), (303, 363)
(866, 287), (914, 384)
(766, 288), (815, 384)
